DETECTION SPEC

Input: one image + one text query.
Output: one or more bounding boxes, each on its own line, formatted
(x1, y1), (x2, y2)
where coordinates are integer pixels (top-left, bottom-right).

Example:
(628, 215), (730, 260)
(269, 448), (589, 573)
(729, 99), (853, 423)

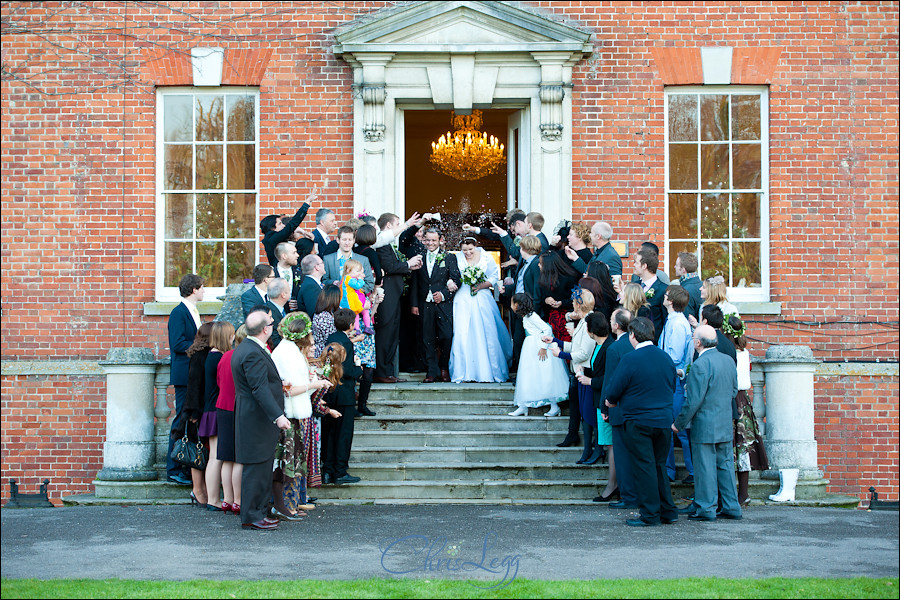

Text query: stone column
(96, 348), (159, 481)
(153, 361), (172, 475)
(759, 345), (822, 480)
(749, 359), (766, 436)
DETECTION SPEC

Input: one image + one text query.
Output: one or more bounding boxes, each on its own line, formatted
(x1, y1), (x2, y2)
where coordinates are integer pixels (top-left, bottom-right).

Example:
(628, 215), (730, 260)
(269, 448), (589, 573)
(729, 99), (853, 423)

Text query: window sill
(143, 301), (224, 316)
(733, 301), (781, 315)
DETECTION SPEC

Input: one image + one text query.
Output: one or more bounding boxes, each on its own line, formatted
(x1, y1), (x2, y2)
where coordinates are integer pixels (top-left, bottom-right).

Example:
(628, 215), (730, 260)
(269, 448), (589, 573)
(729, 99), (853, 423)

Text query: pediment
(334, 1), (591, 54)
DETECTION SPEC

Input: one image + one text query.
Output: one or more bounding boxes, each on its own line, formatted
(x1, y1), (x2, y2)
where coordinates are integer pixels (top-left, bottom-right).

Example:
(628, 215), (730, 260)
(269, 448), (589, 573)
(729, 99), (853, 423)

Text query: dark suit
(510, 255), (541, 370)
(263, 203), (309, 266)
(166, 302), (198, 478)
(375, 243), (411, 378)
(311, 229), (339, 256)
(411, 251), (461, 378)
(536, 231), (550, 253)
(675, 349), (741, 519)
(598, 334), (637, 506)
(232, 337), (285, 525)
(640, 278), (669, 344)
(296, 277), (323, 317)
(322, 330), (362, 479)
(265, 301), (288, 349)
(605, 343), (678, 525)
(323, 252), (374, 293)
(680, 274), (703, 320)
(572, 242), (623, 277)
(241, 286), (268, 320)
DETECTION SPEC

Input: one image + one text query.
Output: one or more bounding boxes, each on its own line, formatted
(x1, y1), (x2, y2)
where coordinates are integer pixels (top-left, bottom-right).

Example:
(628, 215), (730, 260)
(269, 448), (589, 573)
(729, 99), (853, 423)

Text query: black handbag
(170, 422), (209, 470)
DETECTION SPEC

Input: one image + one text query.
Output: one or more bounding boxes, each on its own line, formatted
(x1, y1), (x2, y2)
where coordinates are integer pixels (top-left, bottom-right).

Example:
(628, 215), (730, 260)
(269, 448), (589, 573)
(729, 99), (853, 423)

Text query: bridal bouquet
(461, 265), (487, 296)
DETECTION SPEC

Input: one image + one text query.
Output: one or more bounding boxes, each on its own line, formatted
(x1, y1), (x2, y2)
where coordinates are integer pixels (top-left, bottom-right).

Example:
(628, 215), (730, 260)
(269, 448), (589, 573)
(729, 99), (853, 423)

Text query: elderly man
(232, 308), (290, 530)
(265, 277), (291, 349)
(312, 208), (339, 256)
(568, 221), (623, 276)
(604, 317), (678, 527)
(296, 254), (326, 317)
(673, 325), (742, 522)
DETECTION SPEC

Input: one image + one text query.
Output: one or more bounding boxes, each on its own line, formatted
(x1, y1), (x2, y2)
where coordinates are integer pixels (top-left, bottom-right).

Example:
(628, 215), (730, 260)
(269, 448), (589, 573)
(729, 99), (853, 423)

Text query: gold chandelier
(430, 110), (506, 181)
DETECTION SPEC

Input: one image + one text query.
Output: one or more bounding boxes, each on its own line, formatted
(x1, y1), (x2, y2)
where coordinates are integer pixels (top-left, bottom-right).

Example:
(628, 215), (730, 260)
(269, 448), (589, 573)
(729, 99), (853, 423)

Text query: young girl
(340, 259), (374, 335)
(303, 342), (345, 492)
(724, 314), (769, 505)
(508, 293), (570, 417)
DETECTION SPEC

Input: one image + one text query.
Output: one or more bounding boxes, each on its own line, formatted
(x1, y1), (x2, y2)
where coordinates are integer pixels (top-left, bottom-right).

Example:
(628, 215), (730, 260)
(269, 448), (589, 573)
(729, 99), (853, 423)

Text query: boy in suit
(505, 234), (543, 372)
(410, 228), (461, 383)
(323, 308), (364, 484)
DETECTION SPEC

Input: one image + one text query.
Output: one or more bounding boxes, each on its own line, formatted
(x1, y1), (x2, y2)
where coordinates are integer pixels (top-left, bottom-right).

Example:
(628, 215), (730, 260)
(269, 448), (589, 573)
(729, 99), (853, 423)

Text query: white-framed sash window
(155, 87), (259, 300)
(665, 86), (769, 302)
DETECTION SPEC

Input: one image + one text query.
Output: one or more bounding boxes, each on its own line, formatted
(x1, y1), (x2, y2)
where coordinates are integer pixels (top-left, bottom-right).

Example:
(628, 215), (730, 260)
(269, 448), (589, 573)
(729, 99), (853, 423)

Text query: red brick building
(2, 1), (897, 503)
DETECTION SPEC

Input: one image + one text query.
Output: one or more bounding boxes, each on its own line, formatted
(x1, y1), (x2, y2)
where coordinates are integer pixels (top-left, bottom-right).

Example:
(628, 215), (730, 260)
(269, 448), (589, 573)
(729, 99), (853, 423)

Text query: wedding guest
(539, 250), (581, 342)
(182, 322), (213, 508)
(568, 221), (622, 277)
(566, 221), (594, 265)
(546, 289), (600, 463)
(524, 212), (550, 252)
(265, 277), (291, 349)
(585, 262), (619, 321)
(353, 223), (384, 315)
(660, 285), (695, 485)
(296, 254), (326, 317)
(215, 324), (247, 515)
(509, 293), (569, 417)
(202, 321), (234, 513)
(629, 242), (670, 286)
(690, 275), (740, 328)
(323, 308), (364, 485)
(312, 285), (343, 358)
(305, 341), (346, 493)
(508, 235), (543, 371)
(630, 248), (668, 342)
(273, 241), (301, 312)
(241, 264), (275, 320)
(322, 226), (375, 292)
(622, 282), (652, 321)
(577, 312), (615, 480)
(398, 221), (429, 373)
(312, 208), (339, 256)
(260, 189), (315, 266)
(696, 305), (737, 365)
(723, 314), (769, 505)
(674, 251), (702, 320)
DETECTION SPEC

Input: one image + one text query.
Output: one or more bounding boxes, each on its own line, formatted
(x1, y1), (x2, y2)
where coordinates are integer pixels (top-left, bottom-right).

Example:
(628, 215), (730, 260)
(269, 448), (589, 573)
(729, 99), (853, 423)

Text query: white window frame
(154, 86), (260, 301)
(664, 85), (769, 302)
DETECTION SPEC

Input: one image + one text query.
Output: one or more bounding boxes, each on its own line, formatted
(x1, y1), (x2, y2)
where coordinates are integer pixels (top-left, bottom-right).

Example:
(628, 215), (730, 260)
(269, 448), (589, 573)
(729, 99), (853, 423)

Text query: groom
(410, 228), (461, 383)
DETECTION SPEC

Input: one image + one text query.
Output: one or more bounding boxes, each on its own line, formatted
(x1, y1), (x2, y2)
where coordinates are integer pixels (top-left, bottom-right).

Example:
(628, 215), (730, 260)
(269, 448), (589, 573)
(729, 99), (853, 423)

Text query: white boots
(508, 406), (527, 417)
(768, 468), (799, 502)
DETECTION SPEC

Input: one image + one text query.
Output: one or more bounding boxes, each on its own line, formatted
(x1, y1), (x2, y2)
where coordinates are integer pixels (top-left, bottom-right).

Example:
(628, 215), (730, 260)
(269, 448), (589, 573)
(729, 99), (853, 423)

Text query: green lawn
(1, 577), (897, 599)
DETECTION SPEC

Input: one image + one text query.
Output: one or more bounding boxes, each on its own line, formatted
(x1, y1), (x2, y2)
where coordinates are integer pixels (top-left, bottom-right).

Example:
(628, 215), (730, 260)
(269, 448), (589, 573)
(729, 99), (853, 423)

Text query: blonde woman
(202, 321), (235, 512)
(689, 275), (740, 327)
(621, 282), (652, 322)
(215, 324), (247, 515)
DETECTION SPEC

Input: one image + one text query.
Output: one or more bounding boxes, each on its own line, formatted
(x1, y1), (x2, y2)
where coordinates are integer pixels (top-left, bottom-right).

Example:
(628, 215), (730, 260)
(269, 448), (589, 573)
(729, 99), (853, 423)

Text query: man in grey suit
(232, 308), (290, 530)
(673, 325), (742, 522)
(322, 226), (375, 293)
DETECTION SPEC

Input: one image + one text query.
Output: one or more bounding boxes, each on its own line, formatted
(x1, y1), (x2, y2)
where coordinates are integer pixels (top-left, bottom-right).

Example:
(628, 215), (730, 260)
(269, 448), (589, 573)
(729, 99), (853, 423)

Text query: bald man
(673, 325), (742, 522)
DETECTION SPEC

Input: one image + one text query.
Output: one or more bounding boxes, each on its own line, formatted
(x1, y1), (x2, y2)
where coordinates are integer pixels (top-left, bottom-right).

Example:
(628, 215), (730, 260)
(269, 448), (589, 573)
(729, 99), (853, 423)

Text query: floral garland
(461, 265), (487, 296)
(277, 311), (312, 341)
(721, 313), (746, 338)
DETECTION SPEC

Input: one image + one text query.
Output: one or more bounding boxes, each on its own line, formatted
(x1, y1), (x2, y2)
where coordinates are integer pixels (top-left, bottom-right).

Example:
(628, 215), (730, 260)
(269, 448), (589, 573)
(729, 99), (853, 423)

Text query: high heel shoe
(556, 433), (580, 447)
(230, 503), (240, 515)
(583, 447), (604, 465)
(189, 492), (201, 507)
(206, 503), (223, 512)
(508, 406), (527, 417)
(593, 487), (620, 503)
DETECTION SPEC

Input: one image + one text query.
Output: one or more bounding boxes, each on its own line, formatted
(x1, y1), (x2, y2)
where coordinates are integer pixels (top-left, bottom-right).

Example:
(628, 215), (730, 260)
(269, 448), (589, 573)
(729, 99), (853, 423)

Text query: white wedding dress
(449, 248), (513, 383)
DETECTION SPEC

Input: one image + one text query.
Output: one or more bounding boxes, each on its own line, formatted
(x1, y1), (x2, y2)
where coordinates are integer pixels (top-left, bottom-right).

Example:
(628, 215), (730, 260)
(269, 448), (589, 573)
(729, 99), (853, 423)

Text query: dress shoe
(626, 518), (657, 527)
(422, 376), (436, 383)
(270, 507), (306, 521)
(678, 503), (699, 515)
(357, 404), (377, 417)
(718, 512), (743, 520)
(593, 488), (619, 503)
(307, 497), (317, 503)
(661, 517), (678, 525)
(335, 474), (361, 484)
(263, 517), (280, 525)
(688, 513), (715, 522)
(440, 370), (451, 382)
(681, 474), (694, 485)
(242, 519), (278, 531)
(609, 501), (636, 509)
(168, 474), (192, 486)
(373, 376), (406, 384)
(556, 434), (580, 447)
(322, 473), (334, 485)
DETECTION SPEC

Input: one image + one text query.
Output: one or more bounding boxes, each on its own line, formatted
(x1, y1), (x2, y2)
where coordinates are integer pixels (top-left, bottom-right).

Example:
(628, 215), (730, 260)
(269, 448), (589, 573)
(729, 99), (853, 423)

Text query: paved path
(2, 504), (897, 583)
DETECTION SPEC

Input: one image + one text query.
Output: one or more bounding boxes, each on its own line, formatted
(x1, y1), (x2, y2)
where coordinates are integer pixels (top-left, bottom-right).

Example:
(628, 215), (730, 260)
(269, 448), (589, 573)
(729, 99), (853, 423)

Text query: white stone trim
(701, 47), (733, 85)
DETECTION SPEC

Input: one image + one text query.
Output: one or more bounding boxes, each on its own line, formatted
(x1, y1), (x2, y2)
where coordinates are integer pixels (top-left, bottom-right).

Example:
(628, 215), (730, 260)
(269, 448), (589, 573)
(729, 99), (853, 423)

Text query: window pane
(227, 241), (256, 284)
(700, 143), (729, 190)
(732, 144), (761, 189)
(196, 144), (223, 190)
(197, 241), (224, 288)
(700, 94), (729, 141)
(701, 241), (730, 282)
(668, 193), (697, 239)
(164, 144), (193, 190)
(701, 193), (729, 239)
(227, 144), (256, 190)
(227, 95), (256, 141)
(227, 193), (256, 238)
(196, 95), (224, 142)
(668, 240), (698, 282)
(668, 95), (698, 142)
(164, 95), (192, 142)
(165, 193), (193, 239)
(165, 241), (193, 287)
(733, 193), (761, 238)
(669, 144), (698, 190)
(732, 95), (761, 141)
(196, 193), (224, 239)
(733, 242), (761, 287)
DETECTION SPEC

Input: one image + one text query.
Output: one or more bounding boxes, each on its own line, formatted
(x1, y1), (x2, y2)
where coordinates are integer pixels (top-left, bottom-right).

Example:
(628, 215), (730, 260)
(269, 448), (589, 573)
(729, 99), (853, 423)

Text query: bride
(448, 237), (513, 383)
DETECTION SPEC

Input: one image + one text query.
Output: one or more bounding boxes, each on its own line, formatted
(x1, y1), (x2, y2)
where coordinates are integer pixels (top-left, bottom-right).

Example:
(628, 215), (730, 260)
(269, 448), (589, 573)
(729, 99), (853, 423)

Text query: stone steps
(350, 430), (570, 447)
(336, 462), (611, 481)
(347, 445), (583, 464)
(353, 415), (569, 432)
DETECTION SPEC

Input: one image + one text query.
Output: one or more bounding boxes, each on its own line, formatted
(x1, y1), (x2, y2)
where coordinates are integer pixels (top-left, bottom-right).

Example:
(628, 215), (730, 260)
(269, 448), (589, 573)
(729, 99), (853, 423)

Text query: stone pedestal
(153, 362), (171, 476)
(96, 348), (159, 482)
(759, 345), (822, 481)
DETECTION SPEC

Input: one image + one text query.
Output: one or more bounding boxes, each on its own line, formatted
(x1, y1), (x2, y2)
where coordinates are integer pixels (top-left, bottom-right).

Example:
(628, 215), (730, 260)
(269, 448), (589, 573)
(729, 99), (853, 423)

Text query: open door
(507, 108), (531, 213)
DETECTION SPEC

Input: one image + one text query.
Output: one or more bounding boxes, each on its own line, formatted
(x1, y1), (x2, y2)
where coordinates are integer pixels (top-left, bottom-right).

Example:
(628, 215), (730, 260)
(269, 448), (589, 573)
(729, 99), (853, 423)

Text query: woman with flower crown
(448, 237), (513, 383)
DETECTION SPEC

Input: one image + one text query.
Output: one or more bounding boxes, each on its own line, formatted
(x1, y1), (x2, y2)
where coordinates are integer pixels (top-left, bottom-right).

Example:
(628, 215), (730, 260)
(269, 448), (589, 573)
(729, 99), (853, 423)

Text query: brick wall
(2, 1), (897, 501)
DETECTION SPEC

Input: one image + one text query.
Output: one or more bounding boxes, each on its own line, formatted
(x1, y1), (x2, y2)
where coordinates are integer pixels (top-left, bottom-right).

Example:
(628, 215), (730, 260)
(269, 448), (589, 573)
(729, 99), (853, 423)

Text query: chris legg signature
(380, 531), (520, 590)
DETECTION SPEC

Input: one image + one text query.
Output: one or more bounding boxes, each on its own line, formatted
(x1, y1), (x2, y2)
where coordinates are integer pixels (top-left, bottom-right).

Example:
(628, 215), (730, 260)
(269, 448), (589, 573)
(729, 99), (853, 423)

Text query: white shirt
(278, 265), (294, 283)
(316, 227), (331, 243)
(181, 298), (201, 330)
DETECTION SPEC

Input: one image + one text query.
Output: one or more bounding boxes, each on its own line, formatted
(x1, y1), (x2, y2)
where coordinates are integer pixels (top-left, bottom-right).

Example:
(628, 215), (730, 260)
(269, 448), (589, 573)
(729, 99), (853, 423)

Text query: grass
(1, 577), (897, 599)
